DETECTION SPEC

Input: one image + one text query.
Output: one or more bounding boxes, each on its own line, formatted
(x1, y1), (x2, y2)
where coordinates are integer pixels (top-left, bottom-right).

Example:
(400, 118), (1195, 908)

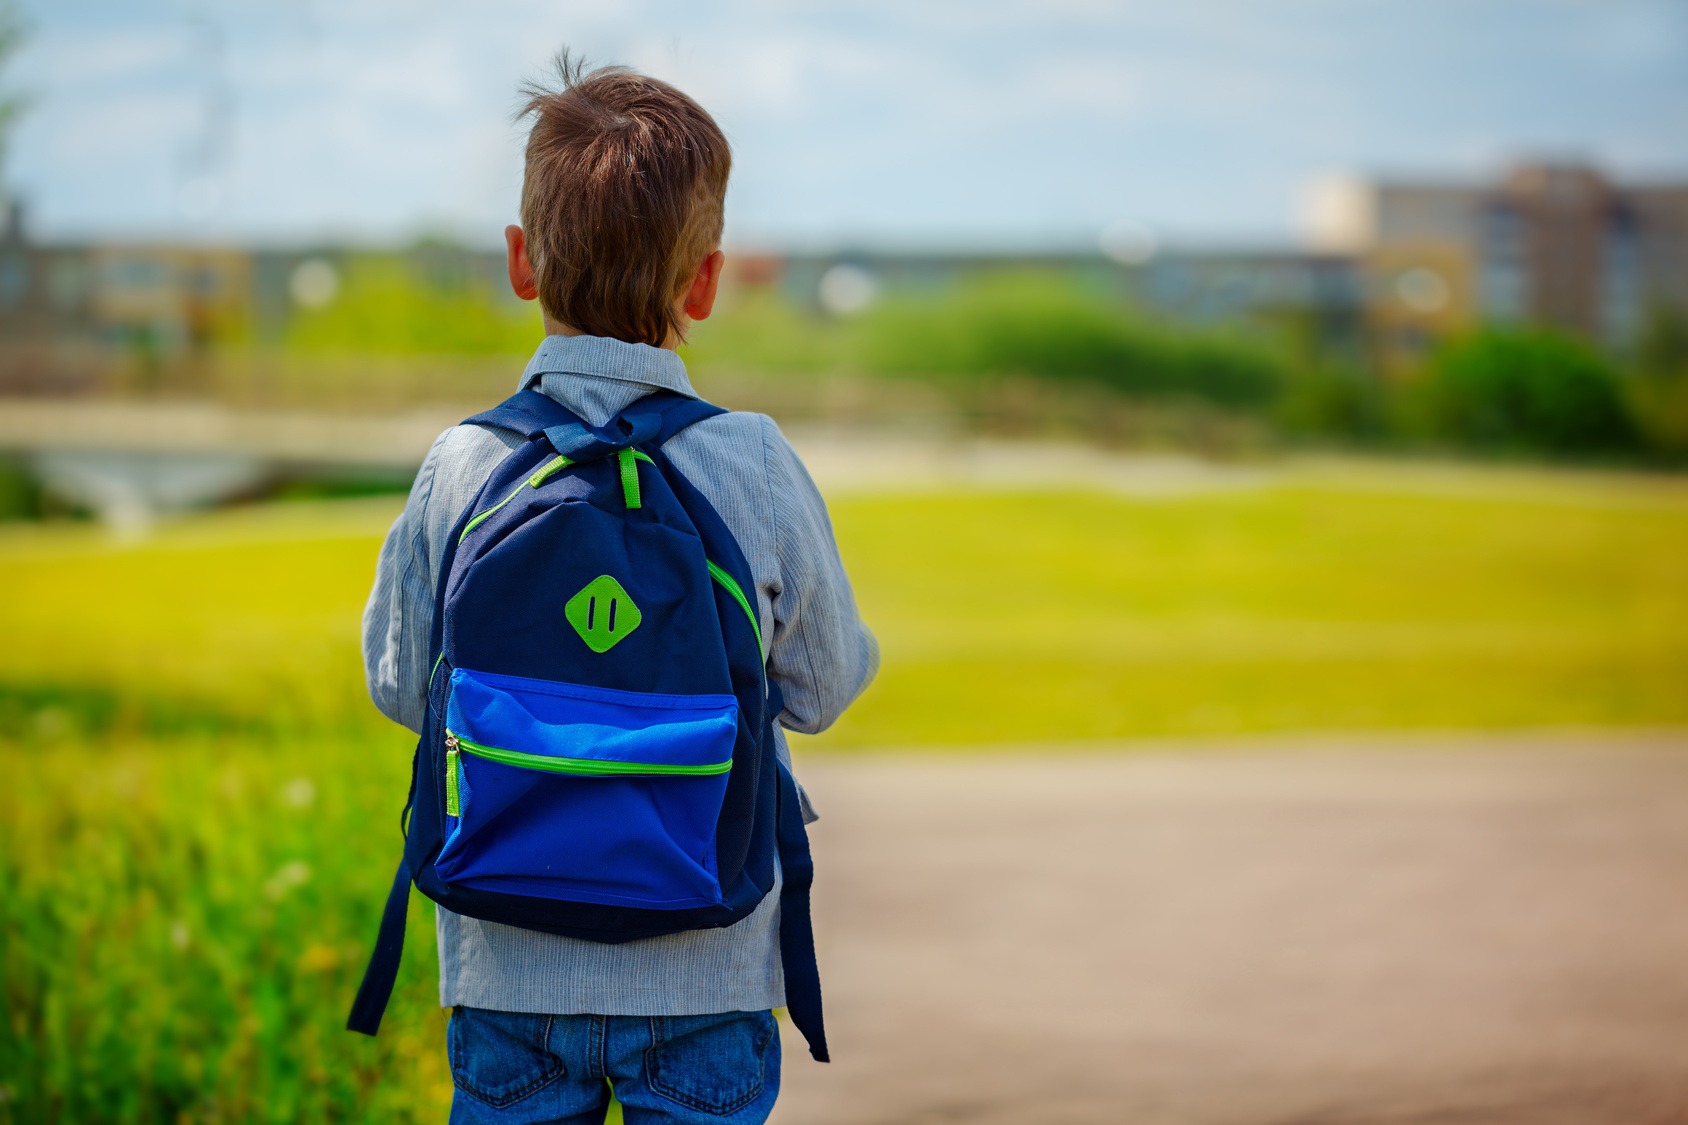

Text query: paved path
(775, 734), (1688, 1124)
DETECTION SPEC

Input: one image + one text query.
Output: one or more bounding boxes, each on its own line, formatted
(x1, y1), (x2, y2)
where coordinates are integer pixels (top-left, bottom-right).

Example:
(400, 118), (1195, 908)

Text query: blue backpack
(347, 388), (828, 1062)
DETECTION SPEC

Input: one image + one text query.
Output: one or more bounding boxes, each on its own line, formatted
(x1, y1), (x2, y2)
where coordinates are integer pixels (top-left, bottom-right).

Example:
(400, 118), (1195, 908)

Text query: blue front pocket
(435, 668), (738, 909)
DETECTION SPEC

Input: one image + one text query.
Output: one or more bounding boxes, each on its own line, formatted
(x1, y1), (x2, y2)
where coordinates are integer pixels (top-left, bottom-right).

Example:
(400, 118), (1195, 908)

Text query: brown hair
(517, 56), (731, 347)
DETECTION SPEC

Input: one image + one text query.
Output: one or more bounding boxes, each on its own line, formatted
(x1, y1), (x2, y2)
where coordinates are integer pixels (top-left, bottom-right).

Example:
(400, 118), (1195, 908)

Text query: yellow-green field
(3, 460), (1687, 1120)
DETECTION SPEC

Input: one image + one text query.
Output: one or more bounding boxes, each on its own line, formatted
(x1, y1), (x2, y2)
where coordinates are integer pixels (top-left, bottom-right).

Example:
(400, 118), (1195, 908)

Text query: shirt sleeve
(760, 415), (880, 735)
(364, 424), (529, 735)
(362, 430), (449, 735)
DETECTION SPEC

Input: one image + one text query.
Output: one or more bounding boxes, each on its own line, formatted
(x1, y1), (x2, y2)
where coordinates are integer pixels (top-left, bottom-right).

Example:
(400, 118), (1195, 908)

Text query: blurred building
(1130, 250), (1365, 361)
(0, 204), (263, 394)
(1307, 163), (1688, 369)
(4, 161), (1685, 398)
(0, 210), (515, 395)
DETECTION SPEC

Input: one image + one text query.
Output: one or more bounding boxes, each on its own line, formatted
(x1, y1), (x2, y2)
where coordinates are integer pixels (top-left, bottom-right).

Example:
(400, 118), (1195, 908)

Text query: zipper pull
(444, 733), (462, 817)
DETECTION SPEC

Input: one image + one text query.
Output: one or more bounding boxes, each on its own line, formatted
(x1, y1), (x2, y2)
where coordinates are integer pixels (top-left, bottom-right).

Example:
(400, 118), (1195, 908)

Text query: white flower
(264, 861), (312, 900)
(281, 777), (316, 809)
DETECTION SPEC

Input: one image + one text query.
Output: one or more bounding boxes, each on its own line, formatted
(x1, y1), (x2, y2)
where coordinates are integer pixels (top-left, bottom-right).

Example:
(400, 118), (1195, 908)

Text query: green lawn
(833, 470), (1688, 744)
(3, 460), (1686, 1120)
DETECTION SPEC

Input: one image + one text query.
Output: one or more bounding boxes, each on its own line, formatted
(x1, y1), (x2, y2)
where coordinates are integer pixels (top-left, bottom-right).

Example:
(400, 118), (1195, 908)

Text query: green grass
(832, 472), (1688, 744)
(2, 730), (451, 1121)
(3, 462), (1687, 1119)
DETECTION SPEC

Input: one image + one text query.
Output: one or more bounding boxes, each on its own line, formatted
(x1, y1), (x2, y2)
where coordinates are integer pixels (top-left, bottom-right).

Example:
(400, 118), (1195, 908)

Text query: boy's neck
(544, 315), (684, 352)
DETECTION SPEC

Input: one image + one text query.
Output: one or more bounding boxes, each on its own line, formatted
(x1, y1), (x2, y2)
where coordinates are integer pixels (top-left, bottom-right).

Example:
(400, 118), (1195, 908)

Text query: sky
(6, 0), (1687, 251)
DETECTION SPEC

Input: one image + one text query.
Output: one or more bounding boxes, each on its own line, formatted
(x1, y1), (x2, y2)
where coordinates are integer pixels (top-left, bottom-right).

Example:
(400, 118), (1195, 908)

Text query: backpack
(346, 388), (828, 1062)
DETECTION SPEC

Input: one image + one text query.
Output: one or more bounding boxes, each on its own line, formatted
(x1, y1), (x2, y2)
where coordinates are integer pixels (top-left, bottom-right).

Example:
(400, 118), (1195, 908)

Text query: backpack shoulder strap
(461, 389), (582, 439)
(643, 394), (728, 447)
(464, 388), (721, 448)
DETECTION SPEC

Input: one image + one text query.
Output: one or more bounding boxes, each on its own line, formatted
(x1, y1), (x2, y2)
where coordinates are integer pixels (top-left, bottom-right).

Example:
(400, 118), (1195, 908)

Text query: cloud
(629, 34), (816, 117)
(18, 27), (189, 87)
(8, 0), (1686, 244)
(36, 90), (202, 163)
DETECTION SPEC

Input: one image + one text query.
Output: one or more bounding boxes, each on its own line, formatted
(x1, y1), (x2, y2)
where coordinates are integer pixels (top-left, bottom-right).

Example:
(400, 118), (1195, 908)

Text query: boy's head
(508, 57), (731, 348)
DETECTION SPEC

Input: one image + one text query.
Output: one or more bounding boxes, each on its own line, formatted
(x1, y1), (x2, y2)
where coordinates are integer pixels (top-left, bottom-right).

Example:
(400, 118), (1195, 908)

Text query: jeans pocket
(448, 1007), (567, 1108)
(646, 1011), (779, 1116)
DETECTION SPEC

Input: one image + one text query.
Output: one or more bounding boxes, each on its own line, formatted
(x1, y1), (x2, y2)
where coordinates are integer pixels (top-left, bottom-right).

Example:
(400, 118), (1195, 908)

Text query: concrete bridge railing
(0, 397), (462, 529)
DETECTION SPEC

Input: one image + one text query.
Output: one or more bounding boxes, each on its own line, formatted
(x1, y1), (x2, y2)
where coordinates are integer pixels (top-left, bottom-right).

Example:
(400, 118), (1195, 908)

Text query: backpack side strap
(345, 855), (412, 1036)
(768, 679), (830, 1063)
(777, 761), (829, 1062)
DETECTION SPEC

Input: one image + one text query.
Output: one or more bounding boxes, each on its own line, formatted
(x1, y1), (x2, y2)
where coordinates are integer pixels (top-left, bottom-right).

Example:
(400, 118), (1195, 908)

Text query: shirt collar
(517, 334), (698, 398)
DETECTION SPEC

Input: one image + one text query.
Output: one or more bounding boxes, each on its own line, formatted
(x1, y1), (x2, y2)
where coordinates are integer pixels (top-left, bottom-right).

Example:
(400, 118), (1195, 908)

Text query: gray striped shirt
(362, 334), (878, 1015)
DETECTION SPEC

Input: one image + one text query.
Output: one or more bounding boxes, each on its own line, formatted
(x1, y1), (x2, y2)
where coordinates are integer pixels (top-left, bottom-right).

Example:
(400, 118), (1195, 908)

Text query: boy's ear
(683, 249), (726, 322)
(506, 225), (539, 302)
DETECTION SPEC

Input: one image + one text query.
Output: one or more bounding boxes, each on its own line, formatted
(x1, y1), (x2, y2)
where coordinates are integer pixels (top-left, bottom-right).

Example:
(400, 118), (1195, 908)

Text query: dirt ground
(774, 733), (1688, 1124)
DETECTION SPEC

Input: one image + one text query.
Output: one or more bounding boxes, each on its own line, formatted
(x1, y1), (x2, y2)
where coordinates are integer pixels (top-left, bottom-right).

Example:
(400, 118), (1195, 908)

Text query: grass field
(3, 459), (1687, 1120)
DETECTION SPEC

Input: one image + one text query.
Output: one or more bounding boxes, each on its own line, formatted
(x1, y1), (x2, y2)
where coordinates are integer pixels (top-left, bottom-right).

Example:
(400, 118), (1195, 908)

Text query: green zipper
(459, 455), (575, 542)
(446, 731), (731, 777)
(706, 561), (762, 651)
(527, 454), (572, 488)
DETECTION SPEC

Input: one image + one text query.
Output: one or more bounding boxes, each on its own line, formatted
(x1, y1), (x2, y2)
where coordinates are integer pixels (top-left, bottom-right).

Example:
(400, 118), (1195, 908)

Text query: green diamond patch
(565, 575), (642, 653)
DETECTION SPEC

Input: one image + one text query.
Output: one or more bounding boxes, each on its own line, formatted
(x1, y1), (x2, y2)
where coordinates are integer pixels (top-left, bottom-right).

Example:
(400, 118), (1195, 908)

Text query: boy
(361, 59), (878, 1124)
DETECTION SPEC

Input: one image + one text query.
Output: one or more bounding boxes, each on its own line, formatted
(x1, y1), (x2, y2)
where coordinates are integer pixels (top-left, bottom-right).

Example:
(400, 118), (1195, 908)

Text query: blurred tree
(1636, 304), (1688, 380)
(1412, 329), (1638, 456)
(1629, 305), (1688, 457)
(0, 1), (26, 179)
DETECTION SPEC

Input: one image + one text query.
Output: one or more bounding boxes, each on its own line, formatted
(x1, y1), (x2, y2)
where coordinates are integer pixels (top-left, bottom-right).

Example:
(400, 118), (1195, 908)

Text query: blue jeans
(446, 1006), (781, 1124)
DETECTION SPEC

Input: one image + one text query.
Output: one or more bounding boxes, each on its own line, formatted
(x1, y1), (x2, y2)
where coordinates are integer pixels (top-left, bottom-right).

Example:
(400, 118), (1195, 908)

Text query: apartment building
(1307, 164), (1688, 368)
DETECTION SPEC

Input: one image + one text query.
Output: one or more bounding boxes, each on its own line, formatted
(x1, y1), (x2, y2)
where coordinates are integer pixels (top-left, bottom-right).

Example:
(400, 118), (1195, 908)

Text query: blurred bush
(680, 271), (1289, 453)
(284, 256), (537, 357)
(1628, 306), (1688, 459)
(1274, 365), (1393, 444)
(684, 290), (847, 377)
(0, 456), (46, 521)
(853, 274), (1285, 408)
(1404, 329), (1639, 457)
